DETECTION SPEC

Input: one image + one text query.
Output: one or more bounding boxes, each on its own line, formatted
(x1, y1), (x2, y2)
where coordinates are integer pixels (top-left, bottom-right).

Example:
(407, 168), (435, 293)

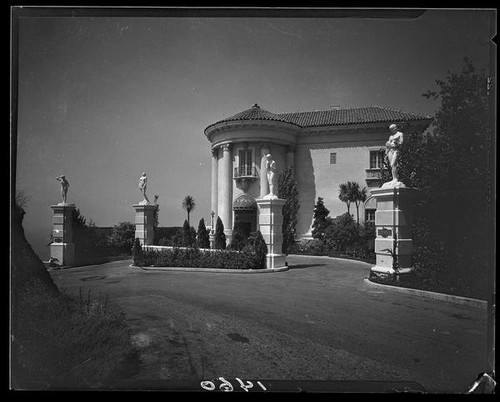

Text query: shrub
(214, 217), (226, 250)
(292, 239), (327, 255)
(228, 222), (247, 251)
(158, 237), (170, 246)
(196, 218), (210, 249)
(247, 231), (268, 269)
(154, 226), (182, 246)
(139, 247), (262, 270)
(179, 220), (196, 248)
(324, 213), (359, 253)
(311, 197), (331, 241)
(278, 166), (300, 254)
(132, 238), (143, 266)
(107, 222), (136, 254)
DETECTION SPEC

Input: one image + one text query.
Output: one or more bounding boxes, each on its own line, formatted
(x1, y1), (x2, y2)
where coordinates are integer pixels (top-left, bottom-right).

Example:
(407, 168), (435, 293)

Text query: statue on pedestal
(138, 172), (150, 204)
(265, 154), (278, 198)
(56, 175), (70, 205)
(381, 124), (406, 189)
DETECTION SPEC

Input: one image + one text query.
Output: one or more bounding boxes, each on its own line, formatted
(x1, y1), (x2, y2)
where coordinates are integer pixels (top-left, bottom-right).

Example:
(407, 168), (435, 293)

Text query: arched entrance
(233, 194), (257, 238)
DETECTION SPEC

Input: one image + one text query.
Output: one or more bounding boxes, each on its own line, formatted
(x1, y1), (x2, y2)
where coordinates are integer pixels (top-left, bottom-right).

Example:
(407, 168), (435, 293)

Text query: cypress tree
(214, 217), (226, 250)
(196, 218), (210, 249)
(311, 197), (330, 242)
(278, 166), (300, 254)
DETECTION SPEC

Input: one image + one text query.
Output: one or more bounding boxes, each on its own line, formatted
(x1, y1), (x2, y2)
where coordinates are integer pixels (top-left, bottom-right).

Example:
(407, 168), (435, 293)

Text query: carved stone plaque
(378, 228), (392, 238)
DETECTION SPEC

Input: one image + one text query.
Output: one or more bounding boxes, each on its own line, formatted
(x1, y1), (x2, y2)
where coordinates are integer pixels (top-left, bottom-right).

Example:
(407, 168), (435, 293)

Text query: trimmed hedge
(135, 247), (265, 270)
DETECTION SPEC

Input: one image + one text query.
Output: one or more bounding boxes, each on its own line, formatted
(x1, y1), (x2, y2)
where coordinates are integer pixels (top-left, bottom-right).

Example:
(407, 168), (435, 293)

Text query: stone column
(50, 204), (76, 266)
(133, 204), (158, 246)
(256, 197), (287, 269)
(211, 147), (219, 220)
(260, 144), (271, 198)
(286, 145), (295, 169)
(370, 187), (418, 277)
(219, 143), (233, 240)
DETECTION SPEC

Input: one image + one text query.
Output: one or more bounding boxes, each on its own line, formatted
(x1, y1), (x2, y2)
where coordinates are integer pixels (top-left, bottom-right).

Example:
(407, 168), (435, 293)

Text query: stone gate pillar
(50, 204), (76, 266)
(256, 197), (287, 269)
(370, 187), (418, 277)
(133, 204), (158, 246)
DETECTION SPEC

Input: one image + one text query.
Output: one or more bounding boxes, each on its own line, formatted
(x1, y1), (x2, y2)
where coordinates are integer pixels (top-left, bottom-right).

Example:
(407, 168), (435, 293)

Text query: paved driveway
(49, 255), (488, 393)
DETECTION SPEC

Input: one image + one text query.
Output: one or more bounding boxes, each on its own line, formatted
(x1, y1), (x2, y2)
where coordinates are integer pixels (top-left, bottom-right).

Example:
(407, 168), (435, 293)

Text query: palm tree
(353, 185), (367, 225)
(339, 182), (367, 224)
(338, 182), (355, 215)
(181, 195), (196, 225)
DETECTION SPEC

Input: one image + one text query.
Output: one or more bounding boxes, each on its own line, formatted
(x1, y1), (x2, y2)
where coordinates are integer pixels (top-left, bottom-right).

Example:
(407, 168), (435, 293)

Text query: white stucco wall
(295, 129), (388, 239)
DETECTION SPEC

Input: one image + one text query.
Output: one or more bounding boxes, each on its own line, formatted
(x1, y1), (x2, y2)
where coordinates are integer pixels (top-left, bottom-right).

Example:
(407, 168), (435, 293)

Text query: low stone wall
(143, 245), (233, 253)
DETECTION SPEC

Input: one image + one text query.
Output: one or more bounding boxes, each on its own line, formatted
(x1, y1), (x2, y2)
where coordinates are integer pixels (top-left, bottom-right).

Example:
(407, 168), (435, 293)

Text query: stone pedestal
(370, 187), (418, 276)
(133, 204), (158, 246)
(256, 196), (287, 269)
(49, 204), (76, 266)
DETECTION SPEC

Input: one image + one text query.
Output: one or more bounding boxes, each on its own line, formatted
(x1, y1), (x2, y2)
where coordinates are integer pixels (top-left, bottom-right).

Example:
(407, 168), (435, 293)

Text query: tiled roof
(276, 106), (432, 128)
(211, 104), (300, 126)
(210, 105), (432, 129)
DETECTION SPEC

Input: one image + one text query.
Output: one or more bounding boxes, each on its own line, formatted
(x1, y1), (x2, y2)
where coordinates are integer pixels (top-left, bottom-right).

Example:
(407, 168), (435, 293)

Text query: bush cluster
(134, 230), (268, 270)
(292, 213), (375, 263)
(136, 247), (264, 270)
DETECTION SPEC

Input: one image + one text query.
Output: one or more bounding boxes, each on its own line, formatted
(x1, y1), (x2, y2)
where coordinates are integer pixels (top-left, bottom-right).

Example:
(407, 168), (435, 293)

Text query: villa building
(204, 104), (432, 241)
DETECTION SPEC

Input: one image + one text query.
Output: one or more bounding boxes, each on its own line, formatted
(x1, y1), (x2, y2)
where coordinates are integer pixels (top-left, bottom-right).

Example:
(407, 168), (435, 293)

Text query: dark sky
(13, 8), (495, 259)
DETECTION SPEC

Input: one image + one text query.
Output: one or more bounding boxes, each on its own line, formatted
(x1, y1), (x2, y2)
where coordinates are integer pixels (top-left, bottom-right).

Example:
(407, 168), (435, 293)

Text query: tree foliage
(70, 209), (108, 263)
(181, 220), (196, 248)
(132, 238), (143, 266)
(338, 181), (367, 224)
(229, 221), (247, 251)
(278, 166), (300, 254)
(247, 231), (268, 269)
(380, 58), (493, 298)
(214, 216), (226, 250)
(107, 222), (136, 254)
(196, 218), (210, 249)
(181, 195), (196, 225)
(323, 213), (359, 253)
(338, 182), (353, 215)
(311, 197), (330, 241)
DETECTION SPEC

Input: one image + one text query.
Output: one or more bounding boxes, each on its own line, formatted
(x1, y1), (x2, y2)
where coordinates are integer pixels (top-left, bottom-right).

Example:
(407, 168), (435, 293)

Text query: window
(238, 149), (253, 176)
(365, 209), (376, 222)
(330, 152), (337, 165)
(369, 150), (384, 169)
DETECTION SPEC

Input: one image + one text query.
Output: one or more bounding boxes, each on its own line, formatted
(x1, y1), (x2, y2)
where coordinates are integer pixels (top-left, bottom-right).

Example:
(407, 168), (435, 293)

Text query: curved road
(49, 255), (488, 393)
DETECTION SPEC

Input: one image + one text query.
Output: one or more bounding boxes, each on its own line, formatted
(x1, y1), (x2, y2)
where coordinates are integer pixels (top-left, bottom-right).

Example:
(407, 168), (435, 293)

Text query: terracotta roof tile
(277, 106), (432, 127)
(209, 105), (432, 130)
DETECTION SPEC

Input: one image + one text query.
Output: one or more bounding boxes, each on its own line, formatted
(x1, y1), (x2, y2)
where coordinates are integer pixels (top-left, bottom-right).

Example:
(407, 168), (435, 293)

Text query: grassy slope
(11, 204), (136, 389)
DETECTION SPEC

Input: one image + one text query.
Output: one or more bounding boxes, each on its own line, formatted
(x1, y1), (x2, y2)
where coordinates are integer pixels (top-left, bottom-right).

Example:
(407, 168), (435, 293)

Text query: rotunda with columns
(205, 104), (299, 240)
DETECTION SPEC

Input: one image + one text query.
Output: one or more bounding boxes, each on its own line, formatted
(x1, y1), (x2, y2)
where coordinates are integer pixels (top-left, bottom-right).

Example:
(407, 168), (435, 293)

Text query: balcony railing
(234, 166), (258, 179)
(365, 168), (382, 188)
(365, 168), (381, 179)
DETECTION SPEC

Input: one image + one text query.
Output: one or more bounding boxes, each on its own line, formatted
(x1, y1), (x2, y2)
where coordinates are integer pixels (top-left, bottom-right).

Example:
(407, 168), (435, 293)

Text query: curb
(132, 265), (289, 274)
(288, 254), (374, 267)
(363, 278), (487, 309)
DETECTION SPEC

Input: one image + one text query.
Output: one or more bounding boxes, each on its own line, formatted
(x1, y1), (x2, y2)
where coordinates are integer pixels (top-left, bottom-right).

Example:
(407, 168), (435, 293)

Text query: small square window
(330, 152), (337, 165)
(369, 150), (384, 169)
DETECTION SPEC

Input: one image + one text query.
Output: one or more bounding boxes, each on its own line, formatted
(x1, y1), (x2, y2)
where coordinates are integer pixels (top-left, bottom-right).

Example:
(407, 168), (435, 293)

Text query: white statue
(381, 124), (406, 189)
(138, 172), (150, 204)
(56, 175), (70, 205)
(265, 154), (278, 198)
